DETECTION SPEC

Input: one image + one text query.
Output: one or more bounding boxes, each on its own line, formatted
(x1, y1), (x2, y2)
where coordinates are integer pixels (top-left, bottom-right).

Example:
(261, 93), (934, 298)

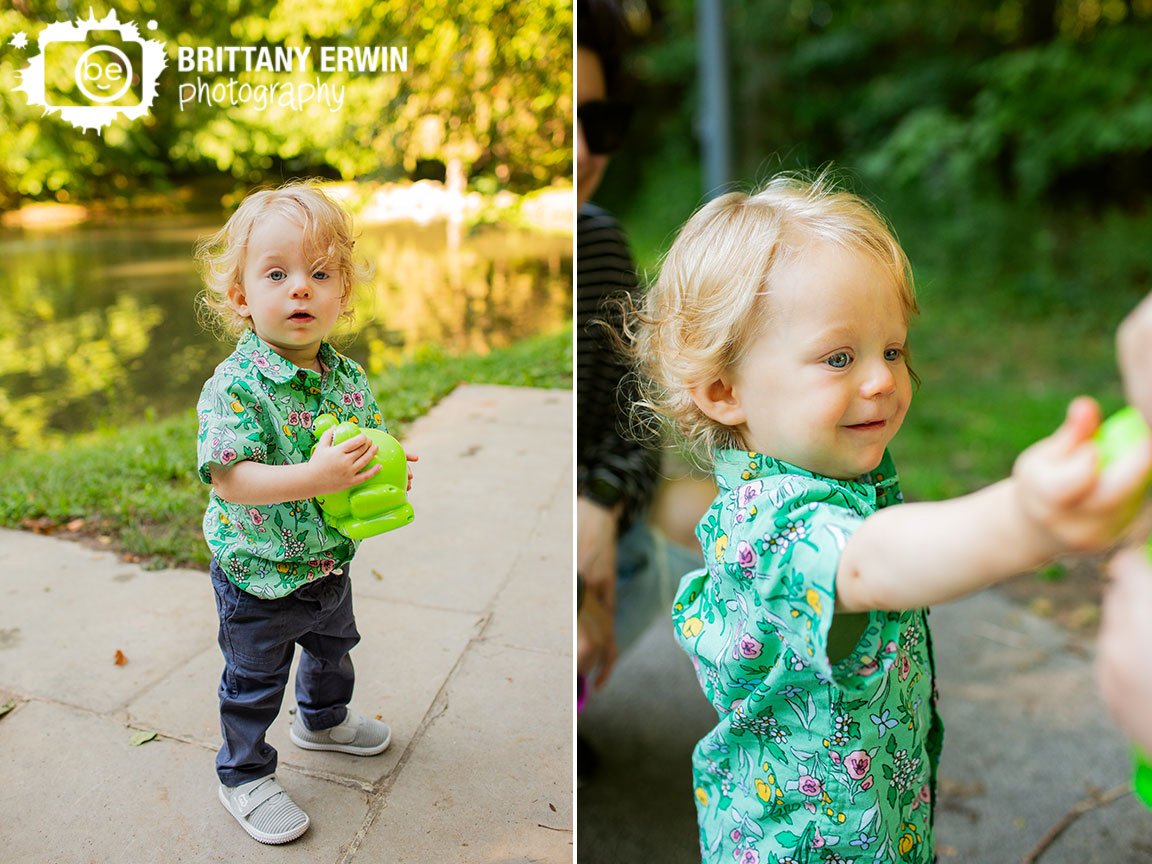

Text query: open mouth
(288, 311), (315, 323)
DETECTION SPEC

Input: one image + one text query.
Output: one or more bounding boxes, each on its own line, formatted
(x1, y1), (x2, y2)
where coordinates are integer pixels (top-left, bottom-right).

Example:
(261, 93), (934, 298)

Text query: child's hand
(1119, 293), (1152, 424)
(405, 451), (418, 491)
(308, 428), (381, 495)
(1013, 397), (1152, 554)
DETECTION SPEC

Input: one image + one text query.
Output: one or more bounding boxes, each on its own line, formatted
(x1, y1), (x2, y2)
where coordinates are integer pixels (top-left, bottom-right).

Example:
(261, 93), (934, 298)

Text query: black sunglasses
(578, 100), (634, 155)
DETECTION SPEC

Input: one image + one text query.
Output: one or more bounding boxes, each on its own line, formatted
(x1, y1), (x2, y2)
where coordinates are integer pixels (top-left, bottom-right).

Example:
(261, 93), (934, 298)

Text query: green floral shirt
(673, 450), (943, 864)
(197, 331), (385, 599)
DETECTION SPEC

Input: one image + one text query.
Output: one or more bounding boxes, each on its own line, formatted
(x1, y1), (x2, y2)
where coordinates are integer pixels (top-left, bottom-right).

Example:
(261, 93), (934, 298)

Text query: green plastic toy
(311, 413), (414, 540)
(1094, 405), (1152, 808)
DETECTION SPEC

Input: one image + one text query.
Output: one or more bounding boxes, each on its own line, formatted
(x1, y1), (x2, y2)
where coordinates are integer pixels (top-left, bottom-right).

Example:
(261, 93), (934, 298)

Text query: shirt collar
(712, 448), (892, 503)
(237, 330), (347, 383)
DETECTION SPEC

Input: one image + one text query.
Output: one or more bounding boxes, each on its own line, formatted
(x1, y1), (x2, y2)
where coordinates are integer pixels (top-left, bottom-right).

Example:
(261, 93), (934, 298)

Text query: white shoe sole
(218, 785), (310, 845)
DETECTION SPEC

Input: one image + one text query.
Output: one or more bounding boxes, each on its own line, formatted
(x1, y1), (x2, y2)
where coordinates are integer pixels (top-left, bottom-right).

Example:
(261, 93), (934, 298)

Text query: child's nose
(860, 359), (897, 398)
(288, 275), (312, 297)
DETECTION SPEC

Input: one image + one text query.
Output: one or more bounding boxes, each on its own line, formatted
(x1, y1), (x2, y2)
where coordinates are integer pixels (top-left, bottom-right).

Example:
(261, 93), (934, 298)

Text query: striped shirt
(576, 203), (660, 527)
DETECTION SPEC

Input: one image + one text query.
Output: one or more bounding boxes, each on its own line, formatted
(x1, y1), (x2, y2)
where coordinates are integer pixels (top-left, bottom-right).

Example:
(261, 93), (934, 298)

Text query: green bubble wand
(1094, 406), (1152, 807)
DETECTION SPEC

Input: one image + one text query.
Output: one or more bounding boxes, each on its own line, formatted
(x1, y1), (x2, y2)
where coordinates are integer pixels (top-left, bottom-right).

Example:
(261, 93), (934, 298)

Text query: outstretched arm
(837, 397), (1152, 612)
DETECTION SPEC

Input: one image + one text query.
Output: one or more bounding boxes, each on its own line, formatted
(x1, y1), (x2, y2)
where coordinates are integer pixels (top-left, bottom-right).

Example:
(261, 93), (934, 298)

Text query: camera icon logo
(13, 9), (166, 133)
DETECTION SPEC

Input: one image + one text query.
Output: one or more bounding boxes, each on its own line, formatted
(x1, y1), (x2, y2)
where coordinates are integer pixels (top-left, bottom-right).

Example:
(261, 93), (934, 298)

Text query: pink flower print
(738, 634), (763, 659)
(352, 391), (365, 408)
(737, 480), (762, 507)
(860, 775), (874, 790)
(898, 653), (911, 681)
(300, 411), (314, 429)
(845, 750), (871, 779)
(803, 801), (817, 813)
(730, 829), (742, 843)
(288, 411), (301, 426)
(220, 448), (237, 465)
(883, 640), (898, 654)
(247, 508), (264, 526)
(736, 540), (757, 570)
(252, 353), (270, 368)
(918, 784), (931, 804)
(735, 850), (758, 864)
(829, 750), (842, 765)
(797, 775), (823, 797)
(342, 393), (354, 405)
(812, 826), (827, 848)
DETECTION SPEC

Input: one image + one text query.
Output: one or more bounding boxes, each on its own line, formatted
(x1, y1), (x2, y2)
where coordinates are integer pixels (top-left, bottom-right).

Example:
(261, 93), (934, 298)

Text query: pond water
(0, 214), (572, 449)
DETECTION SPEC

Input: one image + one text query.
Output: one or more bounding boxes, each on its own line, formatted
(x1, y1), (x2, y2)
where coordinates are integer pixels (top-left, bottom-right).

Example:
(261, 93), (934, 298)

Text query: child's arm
(211, 429), (381, 506)
(837, 397), (1152, 612)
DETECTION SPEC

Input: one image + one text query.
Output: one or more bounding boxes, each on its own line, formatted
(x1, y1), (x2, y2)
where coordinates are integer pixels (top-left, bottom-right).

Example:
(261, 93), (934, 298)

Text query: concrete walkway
(578, 587), (1152, 863)
(0, 384), (573, 864)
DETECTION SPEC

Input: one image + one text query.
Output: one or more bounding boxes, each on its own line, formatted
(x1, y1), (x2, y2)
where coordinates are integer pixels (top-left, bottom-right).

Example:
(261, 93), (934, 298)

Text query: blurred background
(0, 0), (572, 450)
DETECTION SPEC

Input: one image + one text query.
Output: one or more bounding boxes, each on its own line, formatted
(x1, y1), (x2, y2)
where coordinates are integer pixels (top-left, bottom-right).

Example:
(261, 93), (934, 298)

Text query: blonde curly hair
(629, 172), (918, 466)
(195, 180), (371, 337)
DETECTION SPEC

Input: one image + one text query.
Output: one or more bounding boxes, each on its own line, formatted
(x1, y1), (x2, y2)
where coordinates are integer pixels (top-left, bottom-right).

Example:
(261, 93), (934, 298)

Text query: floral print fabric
(673, 449), (943, 864)
(197, 330), (385, 598)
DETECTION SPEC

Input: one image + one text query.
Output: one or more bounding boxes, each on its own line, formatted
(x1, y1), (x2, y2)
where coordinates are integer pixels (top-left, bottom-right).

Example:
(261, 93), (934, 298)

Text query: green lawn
(0, 326), (571, 569)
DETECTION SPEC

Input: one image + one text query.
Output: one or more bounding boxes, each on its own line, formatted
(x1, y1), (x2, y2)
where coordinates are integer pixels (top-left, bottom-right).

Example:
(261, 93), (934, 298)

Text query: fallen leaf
(129, 730), (157, 747)
(375, 714), (383, 720)
(65, 518), (85, 532)
(548, 802), (557, 812)
(0, 699), (17, 719)
(372, 569), (383, 581)
(114, 649), (128, 666)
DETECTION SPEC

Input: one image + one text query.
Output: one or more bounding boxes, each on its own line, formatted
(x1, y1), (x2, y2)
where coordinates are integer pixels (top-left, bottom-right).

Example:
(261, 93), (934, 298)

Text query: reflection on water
(0, 214), (571, 449)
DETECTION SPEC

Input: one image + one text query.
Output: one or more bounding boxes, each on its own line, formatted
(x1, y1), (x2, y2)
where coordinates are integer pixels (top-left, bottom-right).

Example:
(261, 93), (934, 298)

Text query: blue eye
(884, 348), (904, 362)
(268, 270), (286, 282)
(313, 271), (329, 281)
(826, 352), (851, 368)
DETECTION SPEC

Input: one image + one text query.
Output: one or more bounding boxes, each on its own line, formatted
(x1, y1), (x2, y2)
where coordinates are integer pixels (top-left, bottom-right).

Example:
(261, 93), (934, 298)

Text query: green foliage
(0, 326), (571, 568)
(0, 0), (571, 207)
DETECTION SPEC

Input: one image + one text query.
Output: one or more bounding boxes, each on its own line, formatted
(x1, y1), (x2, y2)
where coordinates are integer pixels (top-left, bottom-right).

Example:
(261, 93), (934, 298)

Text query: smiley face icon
(75, 45), (132, 103)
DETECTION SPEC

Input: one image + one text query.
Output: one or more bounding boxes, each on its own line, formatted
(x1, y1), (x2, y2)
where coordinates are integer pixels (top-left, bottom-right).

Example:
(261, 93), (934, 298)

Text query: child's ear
(690, 375), (747, 428)
(227, 283), (251, 319)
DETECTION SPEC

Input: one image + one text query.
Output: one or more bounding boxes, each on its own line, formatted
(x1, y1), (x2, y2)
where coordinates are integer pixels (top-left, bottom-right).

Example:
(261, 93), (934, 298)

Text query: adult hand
(577, 588), (618, 691)
(1098, 544), (1152, 755)
(577, 495), (621, 689)
(1118, 293), (1152, 424)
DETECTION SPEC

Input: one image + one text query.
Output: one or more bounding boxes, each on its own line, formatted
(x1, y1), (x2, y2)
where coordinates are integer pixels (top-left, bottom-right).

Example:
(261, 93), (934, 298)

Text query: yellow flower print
(373, 412), (382, 424)
(694, 787), (708, 806)
(218, 513), (230, 525)
(715, 534), (729, 561)
(230, 398), (244, 413)
(755, 779), (772, 801)
(681, 617), (704, 638)
(898, 833), (916, 856)
(806, 588), (822, 615)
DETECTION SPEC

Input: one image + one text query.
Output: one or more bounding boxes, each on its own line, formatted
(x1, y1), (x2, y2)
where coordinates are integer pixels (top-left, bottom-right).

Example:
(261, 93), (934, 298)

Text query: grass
(0, 326), (571, 569)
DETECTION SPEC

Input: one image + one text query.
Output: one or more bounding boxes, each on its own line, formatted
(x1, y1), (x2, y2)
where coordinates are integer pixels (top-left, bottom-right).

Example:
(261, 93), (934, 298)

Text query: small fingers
(1053, 396), (1101, 452)
(1094, 438), (1152, 508)
(405, 452), (420, 463)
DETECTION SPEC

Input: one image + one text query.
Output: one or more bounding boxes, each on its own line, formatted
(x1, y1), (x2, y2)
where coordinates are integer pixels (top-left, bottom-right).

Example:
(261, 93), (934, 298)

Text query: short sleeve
(196, 377), (271, 484)
(725, 476), (867, 682)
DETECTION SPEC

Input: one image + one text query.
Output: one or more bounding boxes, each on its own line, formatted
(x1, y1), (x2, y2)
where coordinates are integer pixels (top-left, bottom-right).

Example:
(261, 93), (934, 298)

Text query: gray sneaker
(218, 774), (309, 845)
(290, 708), (392, 756)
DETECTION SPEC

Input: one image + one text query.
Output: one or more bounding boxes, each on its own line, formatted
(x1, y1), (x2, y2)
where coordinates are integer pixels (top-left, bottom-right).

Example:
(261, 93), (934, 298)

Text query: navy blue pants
(210, 559), (360, 787)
